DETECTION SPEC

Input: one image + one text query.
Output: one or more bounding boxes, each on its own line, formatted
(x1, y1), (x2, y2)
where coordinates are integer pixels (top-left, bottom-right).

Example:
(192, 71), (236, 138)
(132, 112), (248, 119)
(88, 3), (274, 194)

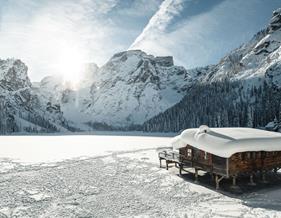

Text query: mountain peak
(109, 50), (175, 68)
(0, 58), (31, 90)
(269, 8), (281, 32)
(111, 50), (151, 61)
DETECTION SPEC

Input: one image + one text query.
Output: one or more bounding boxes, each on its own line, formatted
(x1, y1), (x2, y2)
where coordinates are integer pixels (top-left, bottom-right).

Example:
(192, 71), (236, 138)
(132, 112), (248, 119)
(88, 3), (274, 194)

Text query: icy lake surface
(0, 134), (281, 217)
(0, 134), (172, 163)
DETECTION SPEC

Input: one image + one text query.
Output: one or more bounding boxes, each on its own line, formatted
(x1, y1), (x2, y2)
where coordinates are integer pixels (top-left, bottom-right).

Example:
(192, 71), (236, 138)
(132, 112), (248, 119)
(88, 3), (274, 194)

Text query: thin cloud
(0, 0), (160, 81)
(130, 0), (280, 69)
(131, 0), (184, 48)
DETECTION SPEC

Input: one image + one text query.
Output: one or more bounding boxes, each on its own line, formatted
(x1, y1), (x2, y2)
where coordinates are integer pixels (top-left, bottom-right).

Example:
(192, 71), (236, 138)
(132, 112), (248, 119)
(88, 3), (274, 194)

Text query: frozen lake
(0, 134), (172, 163)
(0, 134), (280, 217)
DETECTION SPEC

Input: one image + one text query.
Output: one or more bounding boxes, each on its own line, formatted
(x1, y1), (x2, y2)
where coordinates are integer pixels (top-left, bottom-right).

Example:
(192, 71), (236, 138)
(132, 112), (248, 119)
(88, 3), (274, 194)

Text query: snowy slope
(203, 8), (281, 86)
(82, 50), (208, 127)
(0, 59), (74, 133)
(33, 63), (100, 130)
(143, 8), (281, 132)
(36, 50), (209, 128)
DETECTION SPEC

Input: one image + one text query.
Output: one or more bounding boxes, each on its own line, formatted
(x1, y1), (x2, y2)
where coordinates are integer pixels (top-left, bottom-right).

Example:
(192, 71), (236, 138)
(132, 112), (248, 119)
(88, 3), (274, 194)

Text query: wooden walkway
(158, 150), (180, 170)
(158, 149), (221, 188)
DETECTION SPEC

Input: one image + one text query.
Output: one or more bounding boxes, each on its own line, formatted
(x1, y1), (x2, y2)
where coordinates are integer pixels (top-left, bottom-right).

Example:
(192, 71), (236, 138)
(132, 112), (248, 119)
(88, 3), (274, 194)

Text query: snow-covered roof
(172, 126), (281, 158)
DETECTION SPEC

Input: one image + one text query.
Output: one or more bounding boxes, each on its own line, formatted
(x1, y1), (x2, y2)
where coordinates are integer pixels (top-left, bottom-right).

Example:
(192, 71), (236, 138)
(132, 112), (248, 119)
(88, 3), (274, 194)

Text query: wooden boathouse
(159, 126), (281, 189)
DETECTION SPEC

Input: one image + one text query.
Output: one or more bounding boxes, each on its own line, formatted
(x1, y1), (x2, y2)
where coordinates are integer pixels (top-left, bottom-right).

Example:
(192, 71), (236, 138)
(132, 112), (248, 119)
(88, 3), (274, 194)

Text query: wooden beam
(232, 176), (237, 186)
(215, 174), (225, 190)
(226, 158), (229, 178)
(261, 170), (268, 183)
(210, 173), (214, 182)
(248, 174), (256, 186)
(215, 175), (219, 190)
(194, 168), (199, 183)
(179, 164), (182, 176)
(230, 175), (241, 191)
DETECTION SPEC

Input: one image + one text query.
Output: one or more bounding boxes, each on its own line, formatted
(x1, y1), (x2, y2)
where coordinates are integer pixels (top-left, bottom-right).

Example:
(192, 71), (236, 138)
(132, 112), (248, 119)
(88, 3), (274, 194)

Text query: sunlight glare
(57, 46), (85, 89)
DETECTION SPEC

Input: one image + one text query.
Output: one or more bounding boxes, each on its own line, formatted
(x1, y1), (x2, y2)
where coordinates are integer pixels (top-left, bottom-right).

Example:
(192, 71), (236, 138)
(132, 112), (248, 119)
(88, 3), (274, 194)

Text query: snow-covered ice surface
(0, 134), (172, 163)
(0, 135), (281, 217)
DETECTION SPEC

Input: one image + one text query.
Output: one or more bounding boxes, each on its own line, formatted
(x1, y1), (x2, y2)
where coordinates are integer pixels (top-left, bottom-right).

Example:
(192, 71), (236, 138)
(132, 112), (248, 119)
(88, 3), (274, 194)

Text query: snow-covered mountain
(80, 50), (209, 127)
(30, 50), (204, 130)
(0, 59), (75, 134)
(0, 59), (31, 90)
(143, 8), (281, 132)
(1, 8), (281, 133)
(201, 8), (281, 85)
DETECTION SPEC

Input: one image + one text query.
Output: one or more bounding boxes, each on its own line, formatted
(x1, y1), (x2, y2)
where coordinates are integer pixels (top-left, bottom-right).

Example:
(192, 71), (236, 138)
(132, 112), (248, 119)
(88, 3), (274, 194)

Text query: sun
(57, 46), (85, 89)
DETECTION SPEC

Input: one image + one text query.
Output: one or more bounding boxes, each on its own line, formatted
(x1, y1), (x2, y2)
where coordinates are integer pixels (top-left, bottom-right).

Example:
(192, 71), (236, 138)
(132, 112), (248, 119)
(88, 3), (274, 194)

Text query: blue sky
(130, 0), (281, 68)
(0, 0), (280, 81)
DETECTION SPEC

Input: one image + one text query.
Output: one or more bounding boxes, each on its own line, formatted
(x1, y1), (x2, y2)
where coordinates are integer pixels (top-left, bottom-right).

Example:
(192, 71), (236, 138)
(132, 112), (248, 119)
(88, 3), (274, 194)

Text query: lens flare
(56, 46), (85, 89)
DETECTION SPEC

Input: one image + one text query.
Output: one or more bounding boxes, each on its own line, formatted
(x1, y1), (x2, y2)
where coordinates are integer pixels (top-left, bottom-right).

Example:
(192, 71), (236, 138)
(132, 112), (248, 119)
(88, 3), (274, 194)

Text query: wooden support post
(215, 175), (219, 190)
(261, 171), (268, 183)
(179, 164), (182, 176)
(210, 173), (214, 183)
(159, 159), (162, 168)
(194, 168), (199, 183)
(230, 175), (241, 191)
(248, 174), (256, 186)
(215, 175), (224, 190)
(232, 176), (237, 186)
(166, 161), (169, 170)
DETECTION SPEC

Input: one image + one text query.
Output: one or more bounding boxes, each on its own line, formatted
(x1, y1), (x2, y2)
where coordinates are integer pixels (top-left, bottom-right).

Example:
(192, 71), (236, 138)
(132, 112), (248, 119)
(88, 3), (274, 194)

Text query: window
(204, 152), (208, 160)
(187, 149), (192, 157)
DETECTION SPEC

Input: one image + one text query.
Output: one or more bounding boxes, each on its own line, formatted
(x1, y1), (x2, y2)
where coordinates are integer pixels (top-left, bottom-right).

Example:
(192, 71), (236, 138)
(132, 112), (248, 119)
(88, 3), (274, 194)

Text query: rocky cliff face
(206, 8), (281, 85)
(83, 51), (199, 126)
(79, 50), (208, 127)
(0, 59), (31, 91)
(35, 50), (207, 128)
(269, 8), (281, 32)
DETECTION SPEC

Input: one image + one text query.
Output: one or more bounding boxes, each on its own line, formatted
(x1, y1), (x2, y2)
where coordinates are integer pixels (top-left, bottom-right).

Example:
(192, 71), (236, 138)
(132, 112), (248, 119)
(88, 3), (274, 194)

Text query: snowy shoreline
(1, 131), (178, 137)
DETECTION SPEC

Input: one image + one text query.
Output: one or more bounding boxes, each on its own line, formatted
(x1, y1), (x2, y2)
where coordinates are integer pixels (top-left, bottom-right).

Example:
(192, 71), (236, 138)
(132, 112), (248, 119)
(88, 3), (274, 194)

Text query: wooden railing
(158, 150), (180, 162)
(159, 151), (227, 176)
